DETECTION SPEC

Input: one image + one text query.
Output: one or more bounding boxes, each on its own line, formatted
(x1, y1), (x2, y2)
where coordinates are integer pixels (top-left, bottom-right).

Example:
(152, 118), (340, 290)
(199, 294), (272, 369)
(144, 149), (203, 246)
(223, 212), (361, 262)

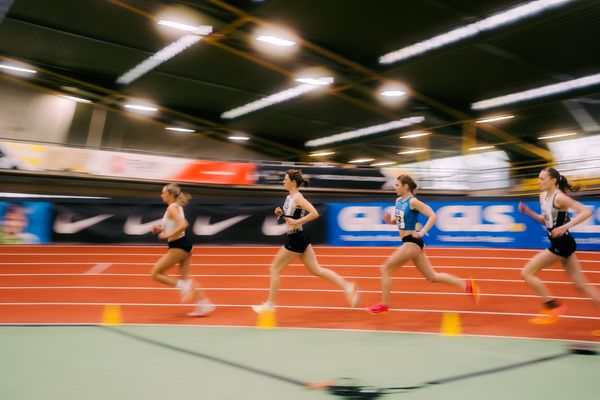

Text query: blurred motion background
(0, 0), (599, 249)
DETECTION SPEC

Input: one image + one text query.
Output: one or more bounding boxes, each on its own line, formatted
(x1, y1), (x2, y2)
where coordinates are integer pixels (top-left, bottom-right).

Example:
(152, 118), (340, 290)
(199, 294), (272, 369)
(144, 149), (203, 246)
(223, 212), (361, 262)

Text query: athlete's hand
(274, 207), (283, 217)
(152, 225), (162, 234)
(284, 217), (299, 230)
(550, 225), (568, 238)
(383, 213), (394, 224)
(158, 232), (169, 240)
(518, 202), (530, 214)
(411, 231), (425, 239)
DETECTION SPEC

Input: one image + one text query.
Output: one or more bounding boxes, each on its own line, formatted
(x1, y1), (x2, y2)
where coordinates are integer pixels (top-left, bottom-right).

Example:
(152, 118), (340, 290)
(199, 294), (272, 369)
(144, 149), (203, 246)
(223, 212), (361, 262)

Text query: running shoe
(367, 303), (389, 314)
(466, 278), (480, 305)
(252, 302), (275, 314)
(528, 303), (568, 325)
(187, 299), (215, 317)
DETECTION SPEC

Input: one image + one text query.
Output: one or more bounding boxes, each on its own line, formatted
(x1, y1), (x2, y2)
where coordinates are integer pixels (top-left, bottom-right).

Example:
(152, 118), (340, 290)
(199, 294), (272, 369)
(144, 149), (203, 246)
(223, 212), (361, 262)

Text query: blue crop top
(395, 196), (419, 231)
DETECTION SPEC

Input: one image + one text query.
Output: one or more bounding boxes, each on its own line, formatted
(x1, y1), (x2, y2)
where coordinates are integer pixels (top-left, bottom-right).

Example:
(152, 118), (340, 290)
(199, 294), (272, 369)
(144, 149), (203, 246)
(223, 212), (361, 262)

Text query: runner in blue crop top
(519, 167), (599, 332)
(367, 174), (480, 314)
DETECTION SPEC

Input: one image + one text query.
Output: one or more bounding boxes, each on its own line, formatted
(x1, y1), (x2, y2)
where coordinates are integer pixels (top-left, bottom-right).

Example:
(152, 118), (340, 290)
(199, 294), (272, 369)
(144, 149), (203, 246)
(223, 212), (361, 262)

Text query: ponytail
(164, 183), (192, 206)
(397, 174), (418, 193)
(286, 169), (309, 188)
(543, 167), (580, 193)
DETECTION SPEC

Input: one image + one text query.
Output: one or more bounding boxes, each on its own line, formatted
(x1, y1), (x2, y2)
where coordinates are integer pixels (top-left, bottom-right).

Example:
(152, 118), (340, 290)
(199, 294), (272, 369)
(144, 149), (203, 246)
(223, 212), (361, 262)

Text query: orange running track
(1, 245), (599, 342)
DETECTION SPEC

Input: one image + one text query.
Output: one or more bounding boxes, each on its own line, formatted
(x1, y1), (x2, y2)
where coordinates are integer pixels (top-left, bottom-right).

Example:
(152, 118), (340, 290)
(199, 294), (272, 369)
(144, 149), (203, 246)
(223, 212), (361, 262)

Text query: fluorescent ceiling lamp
(475, 115), (514, 123)
(538, 132), (577, 140)
(294, 76), (333, 86)
(117, 34), (202, 85)
(309, 151), (335, 157)
(381, 90), (406, 97)
(400, 131), (430, 139)
(349, 158), (375, 163)
(157, 20), (213, 35)
(166, 127), (195, 133)
(305, 116), (425, 148)
(221, 83), (327, 119)
(59, 95), (91, 103)
(379, 0), (575, 64)
(469, 145), (496, 151)
(472, 72), (600, 110)
(124, 104), (158, 112)
(256, 35), (296, 47)
(228, 135), (250, 141)
(398, 148), (427, 155)
(371, 161), (397, 166)
(0, 64), (37, 74)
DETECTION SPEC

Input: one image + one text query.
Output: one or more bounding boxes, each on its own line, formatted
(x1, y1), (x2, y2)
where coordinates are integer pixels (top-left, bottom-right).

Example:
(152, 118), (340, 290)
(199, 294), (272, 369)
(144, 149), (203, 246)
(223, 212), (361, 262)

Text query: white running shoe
(252, 302), (274, 313)
(187, 299), (215, 317)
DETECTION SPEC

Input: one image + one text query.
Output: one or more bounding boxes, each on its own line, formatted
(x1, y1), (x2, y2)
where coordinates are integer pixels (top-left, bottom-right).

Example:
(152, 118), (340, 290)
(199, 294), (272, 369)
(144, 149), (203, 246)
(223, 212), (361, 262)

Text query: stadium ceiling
(0, 0), (599, 166)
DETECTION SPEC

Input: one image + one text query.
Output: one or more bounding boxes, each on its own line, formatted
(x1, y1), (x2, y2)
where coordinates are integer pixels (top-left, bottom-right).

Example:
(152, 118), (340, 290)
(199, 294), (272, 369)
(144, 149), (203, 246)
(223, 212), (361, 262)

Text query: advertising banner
(52, 201), (326, 245)
(0, 201), (52, 244)
(327, 200), (600, 250)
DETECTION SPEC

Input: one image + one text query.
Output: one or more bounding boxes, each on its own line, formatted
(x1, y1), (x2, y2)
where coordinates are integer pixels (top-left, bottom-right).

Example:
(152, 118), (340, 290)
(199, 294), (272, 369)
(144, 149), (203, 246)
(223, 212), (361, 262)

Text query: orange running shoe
(528, 304), (568, 325)
(466, 278), (480, 305)
(367, 303), (389, 314)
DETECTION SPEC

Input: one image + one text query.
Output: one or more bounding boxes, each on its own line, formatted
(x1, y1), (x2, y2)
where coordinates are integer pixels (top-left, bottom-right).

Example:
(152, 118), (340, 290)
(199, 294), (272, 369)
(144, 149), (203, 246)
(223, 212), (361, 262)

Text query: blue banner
(327, 200), (600, 250)
(0, 201), (52, 244)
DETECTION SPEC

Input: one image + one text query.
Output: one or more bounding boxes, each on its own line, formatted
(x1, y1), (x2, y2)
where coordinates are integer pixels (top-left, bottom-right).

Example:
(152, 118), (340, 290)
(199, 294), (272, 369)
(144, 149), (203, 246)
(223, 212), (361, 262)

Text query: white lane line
(2, 254), (599, 265)
(2, 263), (599, 275)
(0, 302), (598, 320)
(0, 286), (595, 301)
(0, 273), (599, 285)
(85, 263), (112, 275)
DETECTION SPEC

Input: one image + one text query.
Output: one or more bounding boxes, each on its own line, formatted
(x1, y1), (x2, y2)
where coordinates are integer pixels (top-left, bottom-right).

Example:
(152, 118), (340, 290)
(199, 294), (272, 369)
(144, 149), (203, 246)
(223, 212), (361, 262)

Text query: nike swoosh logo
(54, 213), (113, 234)
(193, 215), (250, 235)
(262, 216), (289, 236)
(124, 216), (163, 235)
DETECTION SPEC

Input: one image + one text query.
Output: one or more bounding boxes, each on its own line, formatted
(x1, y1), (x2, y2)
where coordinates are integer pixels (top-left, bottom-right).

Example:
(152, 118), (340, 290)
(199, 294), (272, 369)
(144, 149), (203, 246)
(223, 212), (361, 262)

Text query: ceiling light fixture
(379, 0), (575, 64)
(400, 131), (430, 139)
(222, 79), (333, 119)
(472, 72), (600, 110)
(349, 158), (375, 163)
(166, 127), (195, 133)
(157, 20), (213, 35)
(117, 35), (201, 85)
(124, 104), (158, 113)
(398, 148), (427, 155)
(256, 35), (296, 47)
(371, 161), (397, 166)
(381, 90), (406, 97)
(468, 145), (496, 151)
(305, 116), (425, 148)
(294, 76), (334, 86)
(475, 115), (514, 123)
(228, 135), (250, 141)
(0, 64), (37, 74)
(309, 151), (335, 157)
(537, 132), (577, 140)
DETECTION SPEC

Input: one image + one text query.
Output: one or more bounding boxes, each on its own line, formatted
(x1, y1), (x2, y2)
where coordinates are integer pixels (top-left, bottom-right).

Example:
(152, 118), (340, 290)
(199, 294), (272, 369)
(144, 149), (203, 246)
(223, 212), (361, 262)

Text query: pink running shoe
(367, 303), (389, 314)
